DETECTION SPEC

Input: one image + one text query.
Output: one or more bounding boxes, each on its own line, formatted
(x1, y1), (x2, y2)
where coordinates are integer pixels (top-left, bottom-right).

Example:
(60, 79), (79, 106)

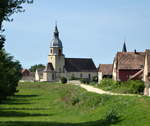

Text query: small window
(58, 49), (62, 56)
(51, 49), (53, 54)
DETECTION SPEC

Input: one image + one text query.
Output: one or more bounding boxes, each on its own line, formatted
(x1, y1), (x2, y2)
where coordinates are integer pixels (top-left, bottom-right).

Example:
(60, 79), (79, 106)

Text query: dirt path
(70, 81), (138, 96)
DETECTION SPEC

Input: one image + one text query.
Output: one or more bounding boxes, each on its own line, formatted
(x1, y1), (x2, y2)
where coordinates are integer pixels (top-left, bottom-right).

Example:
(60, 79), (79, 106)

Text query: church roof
(116, 52), (145, 70)
(65, 58), (97, 72)
(50, 25), (63, 48)
(98, 64), (113, 75)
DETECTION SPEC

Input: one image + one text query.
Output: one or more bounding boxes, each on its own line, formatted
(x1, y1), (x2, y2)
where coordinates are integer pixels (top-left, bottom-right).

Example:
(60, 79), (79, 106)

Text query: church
(35, 25), (97, 82)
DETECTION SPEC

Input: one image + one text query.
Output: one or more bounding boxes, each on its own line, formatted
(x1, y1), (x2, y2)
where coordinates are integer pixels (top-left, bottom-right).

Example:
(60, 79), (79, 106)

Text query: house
(21, 69), (30, 76)
(98, 64), (113, 83)
(112, 51), (145, 81)
(35, 25), (97, 82)
(20, 69), (35, 82)
(112, 42), (145, 81)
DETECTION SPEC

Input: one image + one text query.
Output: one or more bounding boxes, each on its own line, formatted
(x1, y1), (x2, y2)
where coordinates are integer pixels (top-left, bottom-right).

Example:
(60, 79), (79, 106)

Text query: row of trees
(0, 0), (33, 101)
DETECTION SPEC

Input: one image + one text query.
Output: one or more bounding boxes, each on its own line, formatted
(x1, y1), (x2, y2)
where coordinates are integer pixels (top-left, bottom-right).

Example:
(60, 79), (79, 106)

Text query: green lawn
(0, 82), (150, 126)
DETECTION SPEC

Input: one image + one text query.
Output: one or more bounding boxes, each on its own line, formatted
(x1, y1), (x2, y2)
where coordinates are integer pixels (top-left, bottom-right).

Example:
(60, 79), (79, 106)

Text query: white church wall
(66, 72), (97, 80)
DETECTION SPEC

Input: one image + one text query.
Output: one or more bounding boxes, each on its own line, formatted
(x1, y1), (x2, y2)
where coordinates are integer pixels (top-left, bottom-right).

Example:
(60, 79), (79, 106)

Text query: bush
(92, 76), (98, 83)
(61, 77), (67, 84)
(99, 79), (119, 90)
(80, 78), (90, 84)
(98, 79), (144, 94)
(69, 76), (78, 80)
(100, 79), (117, 86)
(0, 49), (22, 101)
(123, 80), (144, 94)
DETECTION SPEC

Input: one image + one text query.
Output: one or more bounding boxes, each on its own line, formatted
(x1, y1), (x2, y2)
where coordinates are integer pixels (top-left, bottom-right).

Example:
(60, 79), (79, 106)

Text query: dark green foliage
(0, 0), (32, 101)
(61, 77), (67, 84)
(99, 79), (145, 94)
(99, 78), (119, 90)
(0, 0), (34, 103)
(80, 78), (90, 84)
(0, 35), (5, 50)
(29, 64), (45, 72)
(0, 49), (22, 100)
(92, 76), (98, 83)
(122, 80), (145, 94)
(69, 75), (79, 80)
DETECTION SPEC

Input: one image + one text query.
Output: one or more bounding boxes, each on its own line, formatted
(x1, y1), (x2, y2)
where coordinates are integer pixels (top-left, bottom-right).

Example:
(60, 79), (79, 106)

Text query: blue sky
(4, 0), (150, 68)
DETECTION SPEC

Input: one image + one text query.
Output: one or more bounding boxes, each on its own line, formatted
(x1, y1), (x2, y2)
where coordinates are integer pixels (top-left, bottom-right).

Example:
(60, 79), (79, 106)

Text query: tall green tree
(29, 64), (45, 72)
(0, 0), (33, 101)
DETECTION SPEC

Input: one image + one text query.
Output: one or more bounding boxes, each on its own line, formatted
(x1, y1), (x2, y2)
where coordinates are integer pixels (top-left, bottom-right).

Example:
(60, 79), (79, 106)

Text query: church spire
(54, 23), (59, 38)
(50, 24), (62, 48)
(122, 42), (127, 52)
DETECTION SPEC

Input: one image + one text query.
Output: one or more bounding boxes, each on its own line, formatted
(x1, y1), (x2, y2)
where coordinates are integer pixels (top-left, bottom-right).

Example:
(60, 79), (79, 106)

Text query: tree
(0, 49), (22, 100)
(29, 64), (45, 72)
(0, 0), (33, 101)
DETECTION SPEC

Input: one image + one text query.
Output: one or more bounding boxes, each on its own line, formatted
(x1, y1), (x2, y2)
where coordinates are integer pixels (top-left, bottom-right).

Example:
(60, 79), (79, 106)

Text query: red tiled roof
(21, 69), (29, 73)
(98, 64), (112, 75)
(116, 52), (145, 70)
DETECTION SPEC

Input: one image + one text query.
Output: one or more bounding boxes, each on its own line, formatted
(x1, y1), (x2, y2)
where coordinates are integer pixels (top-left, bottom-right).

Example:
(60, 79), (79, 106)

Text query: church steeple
(48, 24), (65, 73)
(50, 24), (62, 48)
(54, 24), (59, 38)
(122, 42), (127, 52)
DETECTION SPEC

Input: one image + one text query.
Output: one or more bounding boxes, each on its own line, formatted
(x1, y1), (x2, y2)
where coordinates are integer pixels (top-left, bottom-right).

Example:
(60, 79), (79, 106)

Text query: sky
(3, 0), (150, 68)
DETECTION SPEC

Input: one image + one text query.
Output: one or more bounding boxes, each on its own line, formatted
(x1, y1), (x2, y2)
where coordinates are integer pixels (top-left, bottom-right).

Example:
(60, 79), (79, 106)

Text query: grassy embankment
(0, 82), (150, 126)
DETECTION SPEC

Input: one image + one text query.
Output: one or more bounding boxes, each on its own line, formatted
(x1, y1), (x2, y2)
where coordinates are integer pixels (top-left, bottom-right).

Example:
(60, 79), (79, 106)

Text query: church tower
(48, 25), (65, 73)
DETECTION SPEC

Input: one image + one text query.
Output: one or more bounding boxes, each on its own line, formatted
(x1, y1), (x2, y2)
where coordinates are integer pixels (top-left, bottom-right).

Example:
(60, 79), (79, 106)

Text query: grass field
(0, 82), (150, 126)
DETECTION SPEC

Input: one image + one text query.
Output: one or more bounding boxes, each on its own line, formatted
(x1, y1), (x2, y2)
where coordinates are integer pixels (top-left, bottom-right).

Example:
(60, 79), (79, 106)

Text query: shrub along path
(73, 83), (138, 96)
